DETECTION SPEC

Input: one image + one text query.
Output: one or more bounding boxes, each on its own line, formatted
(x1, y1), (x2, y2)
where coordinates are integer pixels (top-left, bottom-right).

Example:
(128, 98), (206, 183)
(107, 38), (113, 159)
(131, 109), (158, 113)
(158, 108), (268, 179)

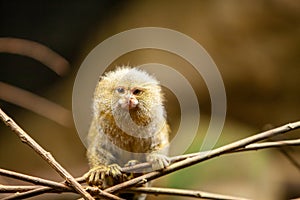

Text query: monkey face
(94, 67), (165, 124)
(114, 86), (145, 110)
(93, 67), (167, 139)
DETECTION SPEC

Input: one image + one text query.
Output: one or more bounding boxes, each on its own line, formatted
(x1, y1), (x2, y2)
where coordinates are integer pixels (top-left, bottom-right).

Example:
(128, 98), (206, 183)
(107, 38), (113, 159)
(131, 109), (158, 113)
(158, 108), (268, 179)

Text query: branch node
(287, 123), (295, 129)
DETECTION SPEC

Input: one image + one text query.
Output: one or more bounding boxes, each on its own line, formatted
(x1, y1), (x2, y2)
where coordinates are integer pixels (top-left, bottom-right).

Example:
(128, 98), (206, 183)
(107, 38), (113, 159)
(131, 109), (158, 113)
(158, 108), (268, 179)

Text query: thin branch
(0, 37), (70, 76)
(104, 121), (300, 194)
(0, 168), (71, 191)
(239, 138), (300, 151)
(0, 185), (47, 193)
(0, 82), (73, 127)
(120, 138), (300, 173)
(0, 177), (92, 200)
(2, 185), (124, 200)
(126, 187), (250, 200)
(0, 186), (118, 200)
(1, 187), (57, 200)
(0, 108), (95, 200)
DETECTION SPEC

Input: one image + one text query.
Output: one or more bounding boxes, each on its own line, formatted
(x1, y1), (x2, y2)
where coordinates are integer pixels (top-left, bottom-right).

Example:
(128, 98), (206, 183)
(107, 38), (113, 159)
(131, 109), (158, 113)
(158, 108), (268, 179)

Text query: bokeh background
(1, 1), (300, 199)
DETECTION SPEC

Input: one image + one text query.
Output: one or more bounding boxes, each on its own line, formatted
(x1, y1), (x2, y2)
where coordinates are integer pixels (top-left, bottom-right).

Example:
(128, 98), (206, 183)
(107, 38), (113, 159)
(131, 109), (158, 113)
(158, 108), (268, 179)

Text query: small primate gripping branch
(1, 108), (300, 199)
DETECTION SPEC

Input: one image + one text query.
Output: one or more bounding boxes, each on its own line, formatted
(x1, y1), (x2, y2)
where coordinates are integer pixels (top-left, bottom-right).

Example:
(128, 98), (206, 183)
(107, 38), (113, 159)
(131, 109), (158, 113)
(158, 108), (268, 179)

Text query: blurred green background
(1, 1), (300, 199)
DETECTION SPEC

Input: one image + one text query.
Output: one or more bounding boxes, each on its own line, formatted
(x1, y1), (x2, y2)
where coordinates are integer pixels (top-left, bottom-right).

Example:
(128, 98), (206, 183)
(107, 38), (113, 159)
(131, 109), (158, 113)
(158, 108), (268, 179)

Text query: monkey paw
(147, 153), (170, 171)
(84, 164), (125, 187)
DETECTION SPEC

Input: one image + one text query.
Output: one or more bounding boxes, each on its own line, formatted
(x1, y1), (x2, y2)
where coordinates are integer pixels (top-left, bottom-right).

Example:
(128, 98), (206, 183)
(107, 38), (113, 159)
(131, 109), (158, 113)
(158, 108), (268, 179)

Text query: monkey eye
(116, 87), (125, 94)
(132, 88), (143, 95)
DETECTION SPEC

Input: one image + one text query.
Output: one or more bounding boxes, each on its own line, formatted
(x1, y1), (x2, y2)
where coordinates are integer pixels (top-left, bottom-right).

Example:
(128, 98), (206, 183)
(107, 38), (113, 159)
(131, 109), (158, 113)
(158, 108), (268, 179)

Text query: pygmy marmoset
(85, 67), (170, 194)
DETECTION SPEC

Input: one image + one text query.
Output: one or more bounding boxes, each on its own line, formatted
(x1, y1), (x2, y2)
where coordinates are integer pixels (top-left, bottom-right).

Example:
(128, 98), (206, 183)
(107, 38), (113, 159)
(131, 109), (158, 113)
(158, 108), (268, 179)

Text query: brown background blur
(1, 1), (300, 199)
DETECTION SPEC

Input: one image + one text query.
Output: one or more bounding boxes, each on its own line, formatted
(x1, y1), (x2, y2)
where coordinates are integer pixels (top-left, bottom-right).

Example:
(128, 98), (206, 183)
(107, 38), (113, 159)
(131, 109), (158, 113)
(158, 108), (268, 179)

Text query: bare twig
(0, 82), (73, 127)
(0, 186), (120, 200)
(0, 37), (70, 76)
(126, 187), (250, 200)
(239, 138), (300, 151)
(0, 185), (40, 193)
(0, 168), (72, 191)
(120, 138), (300, 173)
(0, 108), (95, 200)
(1, 187), (58, 200)
(2, 185), (124, 200)
(0, 177), (92, 200)
(104, 121), (300, 194)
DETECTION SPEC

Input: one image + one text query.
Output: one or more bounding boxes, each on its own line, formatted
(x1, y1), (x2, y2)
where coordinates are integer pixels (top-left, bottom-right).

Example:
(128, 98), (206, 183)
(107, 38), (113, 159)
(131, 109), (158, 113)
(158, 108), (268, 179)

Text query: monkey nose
(119, 96), (138, 109)
(128, 97), (138, 109)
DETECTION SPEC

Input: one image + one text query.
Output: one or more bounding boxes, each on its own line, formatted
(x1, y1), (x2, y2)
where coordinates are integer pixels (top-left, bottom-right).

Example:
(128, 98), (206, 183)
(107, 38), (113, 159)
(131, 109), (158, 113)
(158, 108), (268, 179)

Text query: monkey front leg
(84, 146), (126, 188)
(147, 152), (170, 171)
(84, 164), (124, 187)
